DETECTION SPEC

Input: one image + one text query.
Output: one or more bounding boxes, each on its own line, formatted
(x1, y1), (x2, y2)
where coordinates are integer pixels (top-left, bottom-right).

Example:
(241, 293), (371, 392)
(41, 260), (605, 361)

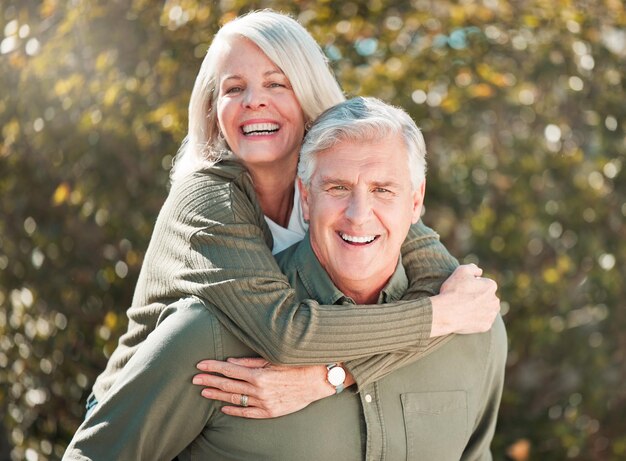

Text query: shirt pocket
(401, 391), (468, 461)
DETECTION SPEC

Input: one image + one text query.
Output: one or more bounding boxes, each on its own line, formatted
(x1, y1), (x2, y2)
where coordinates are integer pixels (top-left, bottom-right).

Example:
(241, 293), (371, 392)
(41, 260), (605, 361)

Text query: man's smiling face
(299, 133), (424, 301)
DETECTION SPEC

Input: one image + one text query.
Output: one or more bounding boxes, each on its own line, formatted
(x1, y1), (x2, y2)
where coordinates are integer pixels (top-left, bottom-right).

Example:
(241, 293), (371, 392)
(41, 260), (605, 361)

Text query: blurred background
(1, 0), (624, 459)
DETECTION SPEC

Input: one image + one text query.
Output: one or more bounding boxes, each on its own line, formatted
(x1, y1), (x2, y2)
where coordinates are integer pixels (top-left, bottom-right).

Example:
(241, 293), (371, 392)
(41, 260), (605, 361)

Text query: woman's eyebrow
(220, 74), (243, 83)
(220, 69), (284, 82)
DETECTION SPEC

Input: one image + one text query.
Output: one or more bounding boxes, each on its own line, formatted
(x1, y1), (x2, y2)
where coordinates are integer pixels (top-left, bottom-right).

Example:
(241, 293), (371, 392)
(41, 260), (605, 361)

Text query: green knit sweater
(92, 159), (458, 399)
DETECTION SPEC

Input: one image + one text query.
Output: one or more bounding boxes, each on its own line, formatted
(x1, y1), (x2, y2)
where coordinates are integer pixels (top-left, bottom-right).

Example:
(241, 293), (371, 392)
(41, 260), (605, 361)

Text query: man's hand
(192, 358), (353, 419)
(430, 263), (500, 337)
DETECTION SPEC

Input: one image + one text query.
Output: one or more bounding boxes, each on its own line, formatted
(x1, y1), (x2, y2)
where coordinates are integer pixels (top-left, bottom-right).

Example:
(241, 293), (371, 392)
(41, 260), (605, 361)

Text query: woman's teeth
(242, 123), (279, 135)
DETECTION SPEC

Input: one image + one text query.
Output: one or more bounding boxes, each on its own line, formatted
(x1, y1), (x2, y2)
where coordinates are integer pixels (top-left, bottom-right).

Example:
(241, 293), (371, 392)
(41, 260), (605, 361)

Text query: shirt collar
(291, 232), (408, 305)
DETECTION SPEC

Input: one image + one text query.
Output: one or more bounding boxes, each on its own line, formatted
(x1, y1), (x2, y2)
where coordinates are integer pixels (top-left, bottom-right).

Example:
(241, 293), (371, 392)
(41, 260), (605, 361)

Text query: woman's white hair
(170, 10), (345, 182)
(298, 97), (427, 191)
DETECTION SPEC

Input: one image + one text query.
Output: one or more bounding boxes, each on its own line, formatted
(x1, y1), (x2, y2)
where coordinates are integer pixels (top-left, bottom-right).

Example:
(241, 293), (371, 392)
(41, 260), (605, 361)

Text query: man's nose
(243, 87), (267, 109)
(345, 192), (372, 225)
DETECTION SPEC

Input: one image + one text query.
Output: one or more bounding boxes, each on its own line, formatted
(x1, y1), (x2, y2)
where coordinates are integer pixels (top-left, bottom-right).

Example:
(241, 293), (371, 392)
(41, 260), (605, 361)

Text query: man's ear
(411, 179), (426, 223)
(297, 177), (310, 221)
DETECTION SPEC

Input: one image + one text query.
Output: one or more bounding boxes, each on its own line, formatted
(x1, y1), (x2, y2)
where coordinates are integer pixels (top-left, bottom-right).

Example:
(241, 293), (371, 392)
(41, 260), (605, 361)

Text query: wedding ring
(240, 394), (249, 407)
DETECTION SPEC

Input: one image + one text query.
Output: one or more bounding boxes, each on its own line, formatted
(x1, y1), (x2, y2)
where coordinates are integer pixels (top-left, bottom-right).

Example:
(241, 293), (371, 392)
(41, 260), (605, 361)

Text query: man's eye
(374, 187), (391, 193)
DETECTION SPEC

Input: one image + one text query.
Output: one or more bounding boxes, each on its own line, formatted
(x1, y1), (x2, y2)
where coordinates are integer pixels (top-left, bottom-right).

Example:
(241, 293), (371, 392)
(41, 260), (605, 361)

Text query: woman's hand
(193, 358), (352, 419)
(430, 263), (500, 337)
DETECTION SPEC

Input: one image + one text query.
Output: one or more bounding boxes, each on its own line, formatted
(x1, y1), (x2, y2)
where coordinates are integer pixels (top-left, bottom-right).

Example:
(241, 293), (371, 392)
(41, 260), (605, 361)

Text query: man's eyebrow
(370, 180), (402, 188)
(316, 177), (402, 188)
(317, 176), (351, 187)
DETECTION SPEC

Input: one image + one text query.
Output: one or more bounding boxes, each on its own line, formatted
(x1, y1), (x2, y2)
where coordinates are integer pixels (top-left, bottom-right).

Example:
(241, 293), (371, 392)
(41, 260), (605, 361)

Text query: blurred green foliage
(1, 0), (624, 459)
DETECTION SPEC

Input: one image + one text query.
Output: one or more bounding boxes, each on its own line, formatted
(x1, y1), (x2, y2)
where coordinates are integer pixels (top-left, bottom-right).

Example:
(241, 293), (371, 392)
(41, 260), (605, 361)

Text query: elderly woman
(64, 10), (500, 459)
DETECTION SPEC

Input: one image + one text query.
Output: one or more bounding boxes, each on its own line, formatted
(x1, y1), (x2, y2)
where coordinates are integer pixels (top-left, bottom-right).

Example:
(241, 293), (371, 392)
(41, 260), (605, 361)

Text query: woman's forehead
(215, 35), (283, 78)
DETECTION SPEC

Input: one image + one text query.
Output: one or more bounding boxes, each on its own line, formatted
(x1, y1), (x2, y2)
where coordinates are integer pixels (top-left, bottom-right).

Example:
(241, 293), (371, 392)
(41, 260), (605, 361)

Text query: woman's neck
(248, 163), (297, 228)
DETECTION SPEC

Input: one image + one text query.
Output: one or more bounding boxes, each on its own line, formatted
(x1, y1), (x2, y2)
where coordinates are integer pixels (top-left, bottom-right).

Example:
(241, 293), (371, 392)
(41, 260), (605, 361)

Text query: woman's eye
(225, 86), (243, 94)
(268, 82), (286, 88)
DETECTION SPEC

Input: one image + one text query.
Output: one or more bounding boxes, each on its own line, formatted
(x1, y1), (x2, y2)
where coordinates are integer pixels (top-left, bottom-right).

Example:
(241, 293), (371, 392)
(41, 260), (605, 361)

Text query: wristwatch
(326, 363), (346, 394)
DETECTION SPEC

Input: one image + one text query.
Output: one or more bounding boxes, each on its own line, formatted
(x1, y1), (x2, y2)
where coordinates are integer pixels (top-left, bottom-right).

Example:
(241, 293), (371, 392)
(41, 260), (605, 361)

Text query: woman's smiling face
(216, 36), (306, 174)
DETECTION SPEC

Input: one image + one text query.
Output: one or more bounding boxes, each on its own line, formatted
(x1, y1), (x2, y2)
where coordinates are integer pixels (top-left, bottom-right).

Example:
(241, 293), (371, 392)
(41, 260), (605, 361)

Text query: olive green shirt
(92, 159), (458, 400)
(64, 236), (506, 461)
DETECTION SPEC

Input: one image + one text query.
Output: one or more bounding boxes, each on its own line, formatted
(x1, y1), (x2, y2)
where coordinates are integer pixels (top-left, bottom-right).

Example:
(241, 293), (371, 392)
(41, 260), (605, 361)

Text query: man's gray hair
(298, 97), (427, 190)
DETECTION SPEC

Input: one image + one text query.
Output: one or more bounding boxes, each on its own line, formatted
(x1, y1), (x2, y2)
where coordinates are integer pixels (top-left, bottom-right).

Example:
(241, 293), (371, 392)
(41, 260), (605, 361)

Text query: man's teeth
(242, 123), (279, 135)
(340, 233), (376, 244)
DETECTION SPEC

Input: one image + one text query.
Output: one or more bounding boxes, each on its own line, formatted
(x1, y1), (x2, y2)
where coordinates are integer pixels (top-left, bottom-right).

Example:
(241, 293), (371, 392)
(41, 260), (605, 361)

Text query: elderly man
(65, 97), (505, 460)
(189, 97), (505, 459)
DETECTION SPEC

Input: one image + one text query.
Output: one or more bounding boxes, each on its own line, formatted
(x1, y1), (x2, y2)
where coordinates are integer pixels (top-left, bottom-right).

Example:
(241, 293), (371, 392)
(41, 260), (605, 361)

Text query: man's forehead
(313, 137), (410, 180)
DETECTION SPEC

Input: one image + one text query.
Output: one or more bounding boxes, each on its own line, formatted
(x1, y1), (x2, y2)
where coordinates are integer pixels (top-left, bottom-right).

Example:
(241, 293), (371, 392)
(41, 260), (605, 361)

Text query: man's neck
(337, 279), (389, 304)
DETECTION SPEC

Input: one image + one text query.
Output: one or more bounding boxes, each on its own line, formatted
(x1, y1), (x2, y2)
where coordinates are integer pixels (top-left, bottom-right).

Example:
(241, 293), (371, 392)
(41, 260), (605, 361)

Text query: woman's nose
(243, 87), (267, 109)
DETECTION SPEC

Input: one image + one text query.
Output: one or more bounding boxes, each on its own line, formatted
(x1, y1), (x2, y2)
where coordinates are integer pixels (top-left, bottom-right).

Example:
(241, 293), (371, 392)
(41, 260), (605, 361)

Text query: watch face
(328, 366), (346, 386)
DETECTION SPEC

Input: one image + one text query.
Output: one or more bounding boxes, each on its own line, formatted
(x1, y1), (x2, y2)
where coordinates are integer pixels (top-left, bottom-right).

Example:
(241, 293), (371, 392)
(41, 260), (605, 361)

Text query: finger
(486, 278), (498, 292)
(221, 405), (271, 419)
(192, 372), (227, 387)
(200, 388), (258, 407)
(199, 388), (236, 404)
(192, 373), (256, 395)
(196, 360), (256, 381)
(227, 357), (270, 368)
(196, 359), (226, 372)
(475, 277), (498, 293)
(463, 263), (483, 277)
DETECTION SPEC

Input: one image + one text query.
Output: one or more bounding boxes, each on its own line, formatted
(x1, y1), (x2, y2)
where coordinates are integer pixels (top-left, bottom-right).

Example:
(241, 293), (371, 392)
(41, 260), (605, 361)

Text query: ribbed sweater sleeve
(344, 226), (458, 386)
(92, 161), (458, 396)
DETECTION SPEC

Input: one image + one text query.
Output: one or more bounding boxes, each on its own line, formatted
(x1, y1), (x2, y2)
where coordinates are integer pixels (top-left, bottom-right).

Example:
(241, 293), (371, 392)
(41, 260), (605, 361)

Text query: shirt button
(365, 394), (372, 403)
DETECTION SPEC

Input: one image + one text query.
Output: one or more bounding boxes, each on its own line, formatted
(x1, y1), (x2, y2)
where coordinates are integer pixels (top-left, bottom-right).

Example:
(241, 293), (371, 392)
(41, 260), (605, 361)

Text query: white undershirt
(264, 182), (309, 254)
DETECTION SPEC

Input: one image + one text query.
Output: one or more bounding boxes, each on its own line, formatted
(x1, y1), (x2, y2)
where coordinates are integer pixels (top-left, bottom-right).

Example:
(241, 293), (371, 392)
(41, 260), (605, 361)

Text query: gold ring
(240, 394), (249, 407)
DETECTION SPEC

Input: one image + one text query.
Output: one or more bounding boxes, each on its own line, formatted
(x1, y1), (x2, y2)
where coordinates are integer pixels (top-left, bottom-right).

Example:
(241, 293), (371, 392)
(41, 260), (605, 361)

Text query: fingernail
(192, 376), (202, 385)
